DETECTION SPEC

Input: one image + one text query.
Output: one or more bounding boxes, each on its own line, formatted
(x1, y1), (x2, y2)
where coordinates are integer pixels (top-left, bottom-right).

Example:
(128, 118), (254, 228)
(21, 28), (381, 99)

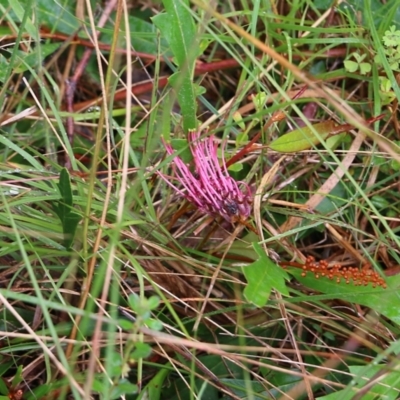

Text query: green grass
(0, 0), (400, 399)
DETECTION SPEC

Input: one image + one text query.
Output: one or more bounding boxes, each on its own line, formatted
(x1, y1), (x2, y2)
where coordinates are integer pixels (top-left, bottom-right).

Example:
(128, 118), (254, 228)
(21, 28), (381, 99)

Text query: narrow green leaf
(0, 134), (43, 169)
(57, 168), (74, 207)
(0, 54), (10, 83)
(137, 368), (170, 400)
(168, 72), (197, 130)
(0, 379), (8, 396)
(269, 121), (339, 153)
(152, 0), (198, 131)
(242, 242), (289, 307)
(11, 365), (23, 388)
(53, 169), (81, 248)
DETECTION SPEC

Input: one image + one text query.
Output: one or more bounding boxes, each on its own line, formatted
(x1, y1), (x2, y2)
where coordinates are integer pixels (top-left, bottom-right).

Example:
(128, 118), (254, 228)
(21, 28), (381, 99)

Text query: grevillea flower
(160, 131), (252, 223)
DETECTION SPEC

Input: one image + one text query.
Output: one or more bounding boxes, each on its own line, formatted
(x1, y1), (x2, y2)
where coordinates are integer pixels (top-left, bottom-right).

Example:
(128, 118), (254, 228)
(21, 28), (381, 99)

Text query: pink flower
(160, 131), (252, 223)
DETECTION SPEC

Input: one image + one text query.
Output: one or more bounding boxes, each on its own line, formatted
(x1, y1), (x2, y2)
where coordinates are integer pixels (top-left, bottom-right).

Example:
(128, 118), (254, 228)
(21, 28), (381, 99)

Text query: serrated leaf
(242, 242), (289, 307)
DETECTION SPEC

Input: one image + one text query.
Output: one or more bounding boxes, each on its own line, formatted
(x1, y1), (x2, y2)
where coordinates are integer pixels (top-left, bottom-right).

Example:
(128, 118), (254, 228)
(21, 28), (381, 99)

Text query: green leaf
(147, 296), (160, 310)
(130, 343), (152, 360)
(291, 269), (400, 325)
(5, 0), (79, 35)
(383, 25), (400, 47)
(154, 0), (196, 68)
(110, 380), (138, 399)
(0, 54), (10, 83)
(152, 0), (198, 131)
(269, 121), (339, 153)
(57, 168), (74, 208)
(242, 242), (289, 307)
(11, 365), (23, 387)
(359, 62), (371, 75)
(170, 138), (192, 163)
(14, 43), (62, 73)
(6, 0), (37, 38)
(137, 368), (170, 400)
(233, 112), (246, 130)
(0, 379), (8, 395)
(318, 364), (400, 399)
(0, 133), (43, 169)
(53, 169), (81, 248)
(168, 72), (197, 131)
(145, 318), (163, 331)
(344, 59), (359, 73)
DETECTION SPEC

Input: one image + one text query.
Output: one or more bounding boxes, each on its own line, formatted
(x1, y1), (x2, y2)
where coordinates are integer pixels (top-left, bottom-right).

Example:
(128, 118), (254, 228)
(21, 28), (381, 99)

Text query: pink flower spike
(159, 132), (252, 223)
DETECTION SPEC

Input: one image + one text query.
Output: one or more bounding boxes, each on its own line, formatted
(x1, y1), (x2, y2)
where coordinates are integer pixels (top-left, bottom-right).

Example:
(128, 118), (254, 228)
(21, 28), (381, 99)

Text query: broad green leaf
(2, 0), (79, 35)
(318, 365), (400, 399)
(344, 60), (359, 73)
(14, 43), (62, 73)
(109, 380), (138, 399)
(242, 242), (290, 307)
(145, 318), (163, 331)
(130, 343), (152, 360)
(102, 15), (172, 56)
(170, 138), (192, 163)
(6, 0), (37, 38)
(359, 62), (372, 75)
(152, 0), (198, 131)
(338, 0), (400, 28)
(155, 0), (196, 68)
(291, 269), (400, 325)
(269, 121), (348, 153)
